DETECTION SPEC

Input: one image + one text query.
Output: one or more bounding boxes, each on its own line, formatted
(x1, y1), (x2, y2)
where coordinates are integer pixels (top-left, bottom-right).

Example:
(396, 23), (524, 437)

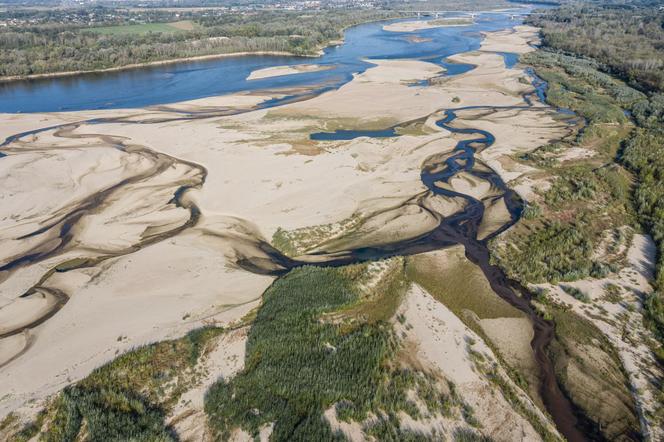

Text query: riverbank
(0, 51), (309, 84)
(0, 14), (405, 85)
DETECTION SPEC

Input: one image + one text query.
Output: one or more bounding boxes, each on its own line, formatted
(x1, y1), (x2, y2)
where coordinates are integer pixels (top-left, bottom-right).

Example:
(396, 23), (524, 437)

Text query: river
(0, 8), (592, 442)
(0, 11), (529, 113)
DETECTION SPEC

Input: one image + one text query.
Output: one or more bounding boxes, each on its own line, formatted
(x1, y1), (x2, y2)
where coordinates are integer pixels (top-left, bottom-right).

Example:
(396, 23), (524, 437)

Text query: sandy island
(383, 18), (474, 33)
(247, 63), (333, 80)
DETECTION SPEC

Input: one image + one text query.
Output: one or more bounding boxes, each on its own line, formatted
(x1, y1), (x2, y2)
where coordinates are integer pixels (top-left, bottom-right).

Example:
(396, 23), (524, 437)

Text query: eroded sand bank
(394, 284), (558, 440)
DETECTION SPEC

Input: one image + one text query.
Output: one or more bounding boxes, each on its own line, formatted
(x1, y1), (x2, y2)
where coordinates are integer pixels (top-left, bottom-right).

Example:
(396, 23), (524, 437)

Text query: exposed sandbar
(383, 18), (474, 33)
(247, 64), (332, 80)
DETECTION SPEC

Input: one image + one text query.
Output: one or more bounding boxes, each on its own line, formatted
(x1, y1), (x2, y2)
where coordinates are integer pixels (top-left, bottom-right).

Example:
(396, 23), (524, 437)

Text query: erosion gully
(0, 69), (593, 440)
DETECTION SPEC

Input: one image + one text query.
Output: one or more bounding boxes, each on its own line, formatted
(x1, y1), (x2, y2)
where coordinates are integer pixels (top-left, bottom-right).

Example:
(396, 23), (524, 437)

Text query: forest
(0, 9), (401, 77)
(529, 4), (664, 93)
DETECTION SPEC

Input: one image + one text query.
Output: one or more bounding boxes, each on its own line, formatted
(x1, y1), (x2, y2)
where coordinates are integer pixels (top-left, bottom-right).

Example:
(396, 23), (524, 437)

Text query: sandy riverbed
(0, 25), (569, 418)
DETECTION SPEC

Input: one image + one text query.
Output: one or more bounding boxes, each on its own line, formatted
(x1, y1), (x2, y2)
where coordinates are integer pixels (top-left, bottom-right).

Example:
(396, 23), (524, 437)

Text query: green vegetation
(0, 9), (402, 77)
(602, 283), (623, 303)
(528, 5), (664, 92)
(452, 427), (494, 442)
(494, 217), (621, 284)
(29, 327), (224, 441)
(620, 129), (664, 346)
(272, 214), (361, 257)
(560, 285), (590, 303)
(405, 250), (523, 321)
(505, 11), (664, 431)
(205, 264), (466, 440)
(546, 306), (640, 440)
(526, 1), (664, 362)
(43, 387), (175, 442)
(492, 50), (637, 286)
(0, 411), (45, 442)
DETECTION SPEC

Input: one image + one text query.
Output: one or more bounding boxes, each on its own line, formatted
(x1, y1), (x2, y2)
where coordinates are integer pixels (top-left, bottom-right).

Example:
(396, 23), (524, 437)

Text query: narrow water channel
(293, 107), (590, 442)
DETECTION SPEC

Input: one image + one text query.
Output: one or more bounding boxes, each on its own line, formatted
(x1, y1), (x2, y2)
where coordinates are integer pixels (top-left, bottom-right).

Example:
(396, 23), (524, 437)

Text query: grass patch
(493, 51), (637, 287)
(620, 128), (664, 348)
(405, 249), (523, 321)
(560, 285), (590, 303)
(492, 216), (622, 284)
(272, 215), (361, 257)
(453, 427), (494, 442)
(340, 258), (409, 323)
(0, 411), (45, 442)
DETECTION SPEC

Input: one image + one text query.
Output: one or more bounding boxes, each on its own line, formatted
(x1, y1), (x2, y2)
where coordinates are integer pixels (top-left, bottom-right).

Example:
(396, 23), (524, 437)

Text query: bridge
(397, 10), (527, 20)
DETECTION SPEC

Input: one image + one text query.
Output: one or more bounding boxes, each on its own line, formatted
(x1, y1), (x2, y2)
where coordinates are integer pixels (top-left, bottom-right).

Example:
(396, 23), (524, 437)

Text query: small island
(247, 64), (333, 81)
(384, 18), (475, 33)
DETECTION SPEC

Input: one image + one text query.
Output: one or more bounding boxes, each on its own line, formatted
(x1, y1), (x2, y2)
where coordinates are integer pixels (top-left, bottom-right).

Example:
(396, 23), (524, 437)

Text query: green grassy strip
(620, 128), (664, 355)
(526, 7), (664, 362)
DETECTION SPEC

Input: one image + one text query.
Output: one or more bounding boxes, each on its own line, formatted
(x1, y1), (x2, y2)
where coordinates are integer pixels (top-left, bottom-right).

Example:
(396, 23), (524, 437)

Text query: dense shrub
(204, 265), (453, 440)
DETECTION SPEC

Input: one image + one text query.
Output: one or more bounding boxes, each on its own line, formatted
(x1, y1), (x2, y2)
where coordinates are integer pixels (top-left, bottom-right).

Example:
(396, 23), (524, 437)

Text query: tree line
(0, 9), (401, 77)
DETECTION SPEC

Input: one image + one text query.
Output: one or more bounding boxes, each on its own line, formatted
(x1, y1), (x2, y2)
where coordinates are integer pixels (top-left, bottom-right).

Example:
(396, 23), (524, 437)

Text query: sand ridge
(394, 284), (558, 440)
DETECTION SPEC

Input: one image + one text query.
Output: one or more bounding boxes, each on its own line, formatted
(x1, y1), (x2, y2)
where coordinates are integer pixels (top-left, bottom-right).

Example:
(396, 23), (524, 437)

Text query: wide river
(0, 10), (531, 113)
